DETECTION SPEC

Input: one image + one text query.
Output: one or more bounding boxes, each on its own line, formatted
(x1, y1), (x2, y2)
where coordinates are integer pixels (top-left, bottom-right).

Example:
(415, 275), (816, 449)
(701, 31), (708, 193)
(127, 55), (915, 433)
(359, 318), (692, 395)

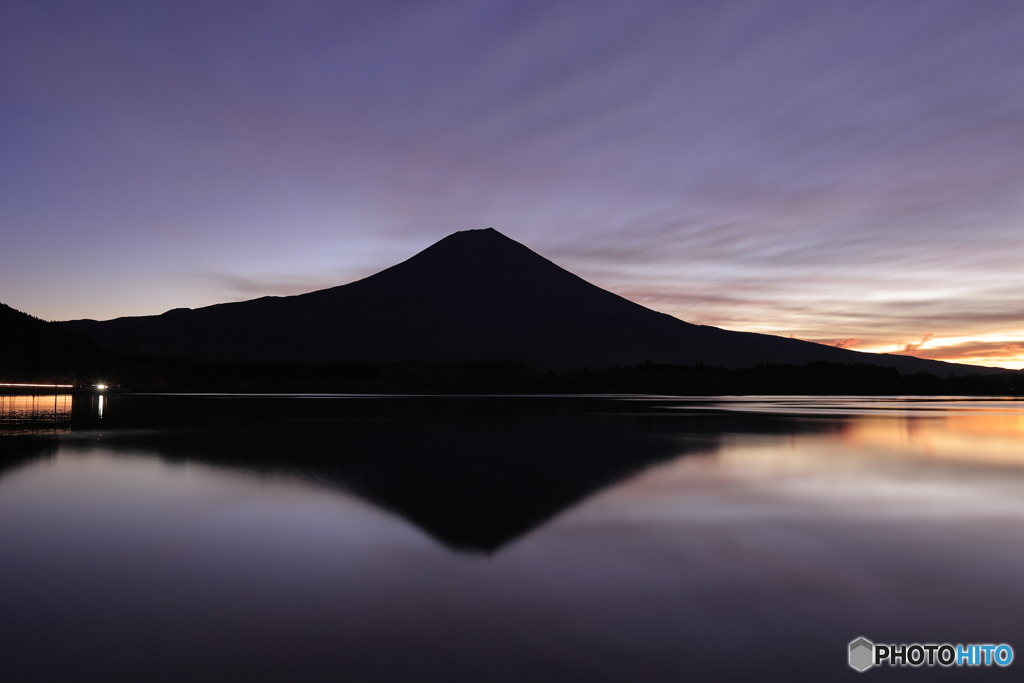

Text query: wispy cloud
(897, 333), (935, 355)
(202, 272), (350, 301)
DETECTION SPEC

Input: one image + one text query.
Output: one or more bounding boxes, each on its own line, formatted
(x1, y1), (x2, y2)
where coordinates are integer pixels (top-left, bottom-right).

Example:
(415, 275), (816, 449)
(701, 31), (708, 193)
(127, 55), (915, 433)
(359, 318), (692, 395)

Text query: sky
(2, 0), (1023, 368)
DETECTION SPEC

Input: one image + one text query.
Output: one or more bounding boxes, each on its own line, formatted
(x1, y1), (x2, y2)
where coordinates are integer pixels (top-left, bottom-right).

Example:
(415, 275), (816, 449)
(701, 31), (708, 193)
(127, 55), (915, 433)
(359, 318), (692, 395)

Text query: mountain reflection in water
(2, 395), (1024, 683)
(3, 395), (823, 552)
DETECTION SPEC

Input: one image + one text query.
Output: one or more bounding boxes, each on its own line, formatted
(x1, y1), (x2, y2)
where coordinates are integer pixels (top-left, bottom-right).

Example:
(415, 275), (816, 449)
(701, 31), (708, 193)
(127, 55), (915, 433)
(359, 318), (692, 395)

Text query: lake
(1, 394), (1022, 681)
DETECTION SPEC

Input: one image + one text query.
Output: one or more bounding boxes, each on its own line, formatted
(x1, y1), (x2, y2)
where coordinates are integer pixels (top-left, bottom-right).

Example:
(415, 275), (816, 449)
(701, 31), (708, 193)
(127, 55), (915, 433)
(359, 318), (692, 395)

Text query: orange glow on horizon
(853, 334), (1024, 370)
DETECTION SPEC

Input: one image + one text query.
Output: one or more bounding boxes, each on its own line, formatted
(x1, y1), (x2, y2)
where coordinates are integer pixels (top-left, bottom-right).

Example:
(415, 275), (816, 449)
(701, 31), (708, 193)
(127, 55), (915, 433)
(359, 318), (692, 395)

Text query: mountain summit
(62, 229), (985, 373)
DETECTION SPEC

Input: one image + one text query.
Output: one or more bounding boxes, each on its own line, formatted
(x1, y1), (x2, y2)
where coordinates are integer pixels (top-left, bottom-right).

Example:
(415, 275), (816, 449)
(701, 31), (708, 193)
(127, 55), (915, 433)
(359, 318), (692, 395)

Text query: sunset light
(857, 333), (1024, 370)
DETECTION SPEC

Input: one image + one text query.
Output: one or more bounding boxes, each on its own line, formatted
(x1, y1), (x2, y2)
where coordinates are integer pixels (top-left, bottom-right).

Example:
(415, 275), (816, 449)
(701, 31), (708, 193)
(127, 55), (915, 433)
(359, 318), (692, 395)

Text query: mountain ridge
(61, 228), (1003, 374)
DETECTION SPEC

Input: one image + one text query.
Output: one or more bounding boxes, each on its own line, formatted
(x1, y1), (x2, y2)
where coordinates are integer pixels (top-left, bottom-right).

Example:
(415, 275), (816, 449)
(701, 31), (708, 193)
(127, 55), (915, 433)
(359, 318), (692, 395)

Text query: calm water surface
(1, 394), (1023, 682)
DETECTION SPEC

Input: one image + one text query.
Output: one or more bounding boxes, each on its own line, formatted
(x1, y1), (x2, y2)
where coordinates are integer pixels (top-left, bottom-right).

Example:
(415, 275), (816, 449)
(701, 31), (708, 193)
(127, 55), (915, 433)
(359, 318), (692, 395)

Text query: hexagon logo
(849, 637), (874, 672)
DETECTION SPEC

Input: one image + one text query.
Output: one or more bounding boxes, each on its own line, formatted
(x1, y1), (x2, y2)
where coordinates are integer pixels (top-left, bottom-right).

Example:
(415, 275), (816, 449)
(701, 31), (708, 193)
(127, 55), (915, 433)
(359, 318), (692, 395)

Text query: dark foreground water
(1, 394), (1023, 682)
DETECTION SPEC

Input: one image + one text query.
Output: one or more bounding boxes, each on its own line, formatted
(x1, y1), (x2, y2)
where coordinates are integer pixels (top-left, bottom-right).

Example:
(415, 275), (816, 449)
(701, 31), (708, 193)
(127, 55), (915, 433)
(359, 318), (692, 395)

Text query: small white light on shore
(96, 384), (107, 390)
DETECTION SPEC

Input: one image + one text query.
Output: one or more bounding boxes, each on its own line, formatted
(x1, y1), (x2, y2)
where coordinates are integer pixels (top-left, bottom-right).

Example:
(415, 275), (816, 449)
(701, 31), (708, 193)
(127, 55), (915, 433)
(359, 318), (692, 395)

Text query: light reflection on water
(666, 394), (1024, 416)
(656, 396), (1024, 466)
(834, 413), (1024, 466)
(1, 395), (1023, 682)
(0, 394), (73, 435)
(706, 415), (1024, 472)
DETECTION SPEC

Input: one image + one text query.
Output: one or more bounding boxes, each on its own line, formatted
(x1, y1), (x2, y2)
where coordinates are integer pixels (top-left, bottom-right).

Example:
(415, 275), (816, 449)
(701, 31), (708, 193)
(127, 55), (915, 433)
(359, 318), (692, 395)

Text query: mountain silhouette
(62, 228), (993, 373)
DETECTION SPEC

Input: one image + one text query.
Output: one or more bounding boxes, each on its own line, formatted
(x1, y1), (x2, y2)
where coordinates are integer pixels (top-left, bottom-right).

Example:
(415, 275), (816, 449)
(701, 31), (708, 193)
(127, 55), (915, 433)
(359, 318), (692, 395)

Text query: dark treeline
(2, 303), (1020, 394)
(0, 303), (100, 384)
(90, 357), (1022, 396)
